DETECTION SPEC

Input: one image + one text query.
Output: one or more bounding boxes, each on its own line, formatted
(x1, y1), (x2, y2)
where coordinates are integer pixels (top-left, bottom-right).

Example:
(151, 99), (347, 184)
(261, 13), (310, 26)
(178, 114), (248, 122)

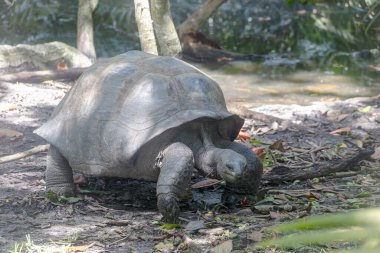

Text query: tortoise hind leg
(156, 142), (194, 223)
(46, 145), (74, 196)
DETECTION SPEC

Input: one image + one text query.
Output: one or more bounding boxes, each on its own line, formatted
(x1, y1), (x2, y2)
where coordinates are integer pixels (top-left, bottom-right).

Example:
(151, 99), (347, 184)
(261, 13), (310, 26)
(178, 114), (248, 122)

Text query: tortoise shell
(35, 51), (243, 176)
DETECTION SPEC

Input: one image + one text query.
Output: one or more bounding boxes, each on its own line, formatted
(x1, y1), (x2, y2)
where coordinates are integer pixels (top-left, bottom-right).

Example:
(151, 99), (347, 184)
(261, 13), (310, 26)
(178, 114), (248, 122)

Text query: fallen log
(263, 148), (374, 183)
(0, 68), (87, 83)
(0, 144), (50, 164)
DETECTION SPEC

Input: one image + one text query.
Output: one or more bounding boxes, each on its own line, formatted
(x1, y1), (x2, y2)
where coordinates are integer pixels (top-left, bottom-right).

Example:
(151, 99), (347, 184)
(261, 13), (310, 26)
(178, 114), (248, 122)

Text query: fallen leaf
(185, 220), (204, 232)
(249, 231), (263, 242)
(237, 130), (251, 140)
(329, 127), (351, 136)
(252, 147), (266, 160)
(270, 139), (285, 152)
(270, 211), (288, 220)
(65, 242), (95, 253)
(57, 58), (68, 70)
(355, 139), (364, 148)
(154, 242), (174, 251)
(159, 223), (180, 230)
(191, 178), (221, 189)
(308, 191), (322, 200)
(58, 196), (81, 204)
(0, 103), (17, 112)
(337, 114), (349, 121)
(240, 196), (250, 206)
(210, 240), (233, 253)
(0, 129), (23, 139)
(371, 146), (380, 160)
(358, 106), (372, 113)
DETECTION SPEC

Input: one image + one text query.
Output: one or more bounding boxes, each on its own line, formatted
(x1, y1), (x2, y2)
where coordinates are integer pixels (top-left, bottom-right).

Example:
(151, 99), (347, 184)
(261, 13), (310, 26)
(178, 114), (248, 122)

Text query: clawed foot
(157, 193), (180, 223)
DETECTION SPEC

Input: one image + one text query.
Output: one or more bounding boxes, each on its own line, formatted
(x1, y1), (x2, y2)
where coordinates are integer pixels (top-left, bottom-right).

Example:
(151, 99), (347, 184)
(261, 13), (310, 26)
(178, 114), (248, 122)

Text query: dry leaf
(249, 231), (263, 242)
(329, 127), (351, 136)
(191, 178), (221, 189)
(65, 242), (95, 253)
(371, 146), (380, 160)
(355, 139), (364, 148)
(210, 240), (232, 253)
(57, 58), (68, 70)
(270, 139), (285, 152)
(269, 211), (288, 220)
(252, 147), (266, 161)
(0, 103), (17, 112)
(237, 130), (251, 140)
(308, 191), (322, 200)
(0, 129), (23, 139)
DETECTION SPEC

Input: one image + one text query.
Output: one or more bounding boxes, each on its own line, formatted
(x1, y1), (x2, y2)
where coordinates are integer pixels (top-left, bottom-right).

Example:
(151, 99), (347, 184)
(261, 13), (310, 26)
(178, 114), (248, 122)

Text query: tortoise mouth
(219, 170), (241, 184)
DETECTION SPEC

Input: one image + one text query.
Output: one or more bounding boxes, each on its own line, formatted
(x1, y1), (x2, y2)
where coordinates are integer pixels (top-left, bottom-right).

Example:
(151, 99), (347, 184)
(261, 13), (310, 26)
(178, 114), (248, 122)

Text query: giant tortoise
(35, 51), (263, 222)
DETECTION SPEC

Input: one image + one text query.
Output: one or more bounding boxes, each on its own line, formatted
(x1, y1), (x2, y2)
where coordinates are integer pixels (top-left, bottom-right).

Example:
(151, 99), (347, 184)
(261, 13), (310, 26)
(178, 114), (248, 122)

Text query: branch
(0, 68), (87, 83)
(177, 0), (228, 38)
(263, 148), (374, 183)
(0, 144), (50, 164)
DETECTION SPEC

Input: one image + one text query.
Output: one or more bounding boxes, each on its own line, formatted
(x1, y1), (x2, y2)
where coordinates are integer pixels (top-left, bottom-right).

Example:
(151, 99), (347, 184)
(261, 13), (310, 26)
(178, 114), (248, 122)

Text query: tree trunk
(150, 0), (181, 56)
(77, 0), (98, 60)
(177, 0), (228, 38)
(134, 0), (158, 55)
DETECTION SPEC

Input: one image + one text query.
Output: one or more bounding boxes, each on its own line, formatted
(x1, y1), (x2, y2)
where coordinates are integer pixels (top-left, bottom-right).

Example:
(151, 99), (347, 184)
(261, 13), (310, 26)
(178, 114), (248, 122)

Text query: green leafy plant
(258, 208), (380, 252)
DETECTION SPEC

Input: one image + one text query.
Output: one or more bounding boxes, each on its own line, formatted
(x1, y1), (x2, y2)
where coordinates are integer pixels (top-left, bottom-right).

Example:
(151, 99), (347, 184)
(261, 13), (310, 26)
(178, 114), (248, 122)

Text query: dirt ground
(0, 80), (379, 253)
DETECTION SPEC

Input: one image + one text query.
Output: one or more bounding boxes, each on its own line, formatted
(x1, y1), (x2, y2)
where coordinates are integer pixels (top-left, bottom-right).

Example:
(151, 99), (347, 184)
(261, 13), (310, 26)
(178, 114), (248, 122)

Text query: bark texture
(77, 0), (98, 60)
(134, 0), (158, 55)
(150, 0), (181, 56)
(177, 0), (228, 38)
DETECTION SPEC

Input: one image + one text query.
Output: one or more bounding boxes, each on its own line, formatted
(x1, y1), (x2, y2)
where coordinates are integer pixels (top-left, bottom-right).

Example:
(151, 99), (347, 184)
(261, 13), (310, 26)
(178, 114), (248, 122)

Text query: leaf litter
(0, 80), (379, 252)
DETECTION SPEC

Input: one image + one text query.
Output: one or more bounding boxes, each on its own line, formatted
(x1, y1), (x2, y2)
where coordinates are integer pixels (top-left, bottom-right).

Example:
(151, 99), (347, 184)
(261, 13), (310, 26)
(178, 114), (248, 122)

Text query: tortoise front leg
(156, 142), (194, 223)
(46, 146), (74, 196)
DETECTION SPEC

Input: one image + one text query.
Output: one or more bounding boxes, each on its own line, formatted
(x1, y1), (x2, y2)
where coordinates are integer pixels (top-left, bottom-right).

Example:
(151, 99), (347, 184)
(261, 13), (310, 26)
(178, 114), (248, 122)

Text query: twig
(0, 144), (50, 164)
(107, 235), (130, 247)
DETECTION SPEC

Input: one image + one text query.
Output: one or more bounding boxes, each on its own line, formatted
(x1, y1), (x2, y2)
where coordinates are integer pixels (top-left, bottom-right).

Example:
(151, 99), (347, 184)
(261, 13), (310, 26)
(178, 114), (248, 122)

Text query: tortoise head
(215, 148), (262, 194)
(216, 149), (247, 184)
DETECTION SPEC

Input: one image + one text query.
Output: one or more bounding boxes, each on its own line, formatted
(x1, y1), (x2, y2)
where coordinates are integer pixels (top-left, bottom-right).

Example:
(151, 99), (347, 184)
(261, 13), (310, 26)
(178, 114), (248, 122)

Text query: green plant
(258, 208), (380, 252)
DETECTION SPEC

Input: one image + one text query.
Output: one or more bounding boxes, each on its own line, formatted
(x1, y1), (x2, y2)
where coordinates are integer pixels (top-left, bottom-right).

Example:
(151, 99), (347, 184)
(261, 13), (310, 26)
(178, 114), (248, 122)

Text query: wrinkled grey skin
(35, 51), (263, 222)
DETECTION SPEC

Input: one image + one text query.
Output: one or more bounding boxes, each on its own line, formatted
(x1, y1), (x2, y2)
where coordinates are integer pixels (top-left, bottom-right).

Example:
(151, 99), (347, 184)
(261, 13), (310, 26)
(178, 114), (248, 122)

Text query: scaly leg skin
(222, 141), (263, 194)
(46, 145), (74, 196)
(156, 142), (194, 223)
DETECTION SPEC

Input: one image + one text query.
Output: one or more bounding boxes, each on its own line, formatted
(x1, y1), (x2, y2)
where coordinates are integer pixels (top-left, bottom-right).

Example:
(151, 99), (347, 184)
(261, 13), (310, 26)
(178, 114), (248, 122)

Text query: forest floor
(0, 80), (379, 253)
